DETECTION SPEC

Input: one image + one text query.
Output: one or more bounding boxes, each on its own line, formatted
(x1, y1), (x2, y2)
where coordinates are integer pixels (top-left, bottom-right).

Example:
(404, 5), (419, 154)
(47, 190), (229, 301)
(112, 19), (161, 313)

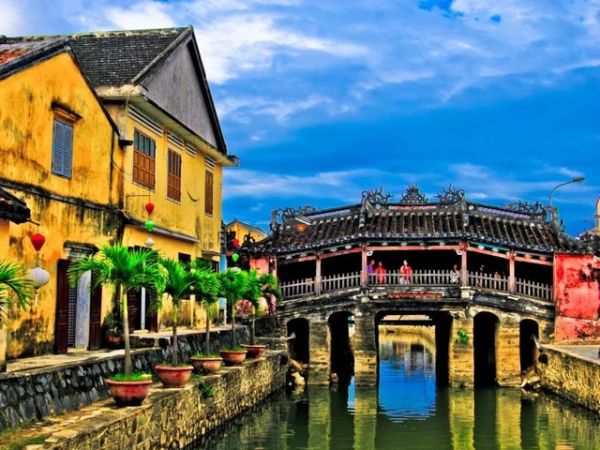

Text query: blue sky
(4, 0), (600, 234)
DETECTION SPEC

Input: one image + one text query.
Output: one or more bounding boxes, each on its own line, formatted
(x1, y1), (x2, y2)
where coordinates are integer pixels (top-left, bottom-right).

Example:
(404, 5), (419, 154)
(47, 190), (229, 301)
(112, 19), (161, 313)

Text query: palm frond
(0, 260), (33, 323)
(218, 268), (248, 307)
(159, 257), (194, 307)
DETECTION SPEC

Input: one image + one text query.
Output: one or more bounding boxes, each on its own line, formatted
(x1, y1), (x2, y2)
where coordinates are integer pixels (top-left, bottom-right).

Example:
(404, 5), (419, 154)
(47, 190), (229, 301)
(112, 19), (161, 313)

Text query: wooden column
(315, 254), (322, 296)
(461, 241), (468, 286)
(508, 251), (516, 294)
(361, 247), (368, 288)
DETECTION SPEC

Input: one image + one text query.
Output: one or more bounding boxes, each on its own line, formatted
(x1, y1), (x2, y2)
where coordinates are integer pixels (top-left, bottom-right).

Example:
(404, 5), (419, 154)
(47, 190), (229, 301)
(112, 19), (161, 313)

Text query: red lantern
(145, 201), (155, 215)
(232, 238), (240, 248)
(30, 233), (46, 251)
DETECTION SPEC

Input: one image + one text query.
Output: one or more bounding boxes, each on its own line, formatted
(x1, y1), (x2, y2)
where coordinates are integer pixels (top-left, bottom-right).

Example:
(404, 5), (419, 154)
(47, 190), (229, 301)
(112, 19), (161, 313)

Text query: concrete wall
(540, 346), (600, 413)
(39, 352), (287, 450)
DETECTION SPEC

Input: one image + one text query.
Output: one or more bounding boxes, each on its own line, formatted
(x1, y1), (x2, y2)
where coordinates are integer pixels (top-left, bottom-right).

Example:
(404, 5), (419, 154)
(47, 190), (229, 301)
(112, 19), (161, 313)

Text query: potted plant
(217, 268), (248, 365)
(154, 257), (195, 388)
(189, 261), (222, 374)
(242, 272), (281, 359)
(69, 244), (164, 406)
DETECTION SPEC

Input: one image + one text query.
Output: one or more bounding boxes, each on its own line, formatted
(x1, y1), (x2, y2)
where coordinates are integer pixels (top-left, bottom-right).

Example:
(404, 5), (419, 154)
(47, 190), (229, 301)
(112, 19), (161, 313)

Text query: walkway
(545, 344), (600, 365)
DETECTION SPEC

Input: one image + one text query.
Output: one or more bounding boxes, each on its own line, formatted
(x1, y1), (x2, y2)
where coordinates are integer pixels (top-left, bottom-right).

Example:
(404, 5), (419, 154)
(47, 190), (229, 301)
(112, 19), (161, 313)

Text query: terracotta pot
(155, 365), (194, 388)
(220, 349), (247, 366)
(105, 379), (153, 406)
(106, 334), (122, 348)
(190, 357), (223, 374)
(241, 344), (266, 359)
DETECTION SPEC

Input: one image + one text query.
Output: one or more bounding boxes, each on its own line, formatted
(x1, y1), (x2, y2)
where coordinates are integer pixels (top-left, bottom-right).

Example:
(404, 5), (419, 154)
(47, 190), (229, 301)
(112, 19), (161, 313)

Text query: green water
(203, 337), (600, 450)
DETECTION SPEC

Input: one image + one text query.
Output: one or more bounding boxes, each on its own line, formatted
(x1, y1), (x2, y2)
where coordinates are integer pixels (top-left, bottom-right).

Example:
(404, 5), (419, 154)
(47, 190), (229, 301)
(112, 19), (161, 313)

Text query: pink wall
(554, 253), (600, 341)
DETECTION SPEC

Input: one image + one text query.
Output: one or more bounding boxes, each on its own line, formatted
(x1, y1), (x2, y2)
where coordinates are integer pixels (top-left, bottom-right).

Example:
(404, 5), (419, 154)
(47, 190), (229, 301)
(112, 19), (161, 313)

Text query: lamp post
(548, 176), (585, 222)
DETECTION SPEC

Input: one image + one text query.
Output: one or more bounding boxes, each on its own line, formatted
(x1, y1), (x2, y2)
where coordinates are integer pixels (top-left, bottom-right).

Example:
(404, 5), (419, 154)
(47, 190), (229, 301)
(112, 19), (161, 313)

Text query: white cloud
(104, 1), (177, 29)
(0, 0), (23, 35)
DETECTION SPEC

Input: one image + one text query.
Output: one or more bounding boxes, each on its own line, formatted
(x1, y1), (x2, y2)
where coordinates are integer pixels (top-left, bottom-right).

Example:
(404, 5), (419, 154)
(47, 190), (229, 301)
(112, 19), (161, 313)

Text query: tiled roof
(65, 28), (189, 87)
(252, 186), (587, 255)
(0, 38), (67, 79)
(0, 188), (30, 224)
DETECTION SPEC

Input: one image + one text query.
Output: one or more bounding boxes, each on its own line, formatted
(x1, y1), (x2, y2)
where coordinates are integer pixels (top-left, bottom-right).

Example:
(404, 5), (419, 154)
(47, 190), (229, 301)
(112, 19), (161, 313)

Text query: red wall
(554, 253), (600, 341)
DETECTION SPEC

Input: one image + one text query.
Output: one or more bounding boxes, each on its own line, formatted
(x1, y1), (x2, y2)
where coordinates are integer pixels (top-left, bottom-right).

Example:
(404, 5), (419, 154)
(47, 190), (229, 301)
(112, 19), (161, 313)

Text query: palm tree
(189, 261), (220, 355)
(159, 257), (195, 366)
(246, 272), (282, 344)
(218, 268), (248, 348)
(69, 244), (165, 376)
(0, 261), (32, 325)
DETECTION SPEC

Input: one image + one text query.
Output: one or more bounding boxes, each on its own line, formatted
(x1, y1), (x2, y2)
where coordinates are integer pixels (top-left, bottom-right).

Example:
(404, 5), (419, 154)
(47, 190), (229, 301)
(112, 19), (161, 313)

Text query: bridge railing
(368, 269), (456, 286)
(322, 271), (361, 293)
(281, 270), (553, 302)
(515, 278), (552, 301)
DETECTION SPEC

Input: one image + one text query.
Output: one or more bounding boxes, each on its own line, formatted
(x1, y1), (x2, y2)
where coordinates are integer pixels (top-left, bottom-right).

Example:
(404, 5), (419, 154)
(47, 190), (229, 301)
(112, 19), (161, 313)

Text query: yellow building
(226, 219), (269, 245)
(0, 27), (236, 360)
(0, 38), (124, 359)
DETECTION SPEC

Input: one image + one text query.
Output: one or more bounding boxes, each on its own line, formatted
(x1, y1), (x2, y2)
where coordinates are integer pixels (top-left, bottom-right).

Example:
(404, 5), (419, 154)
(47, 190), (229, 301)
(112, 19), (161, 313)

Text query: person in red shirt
(374, 261), (386, 284)
(400, 260), (413, 284)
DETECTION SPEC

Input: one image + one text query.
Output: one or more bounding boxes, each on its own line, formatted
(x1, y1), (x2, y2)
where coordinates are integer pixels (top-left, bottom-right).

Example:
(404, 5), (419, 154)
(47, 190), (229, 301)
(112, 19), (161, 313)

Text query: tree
(69, 244), (165, 376)
(218, 268), (248, 348)
(246, 271), (281, 344)
(0, 261), (32, 325)
(159, 257), (195, 366)
(189, 260), (220, 355)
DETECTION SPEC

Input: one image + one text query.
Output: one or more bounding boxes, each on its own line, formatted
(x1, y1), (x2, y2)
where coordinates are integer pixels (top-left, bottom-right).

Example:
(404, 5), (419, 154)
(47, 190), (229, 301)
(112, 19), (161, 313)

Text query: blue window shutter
(62, 122), (73, 178)
(52, 119), (63, 175)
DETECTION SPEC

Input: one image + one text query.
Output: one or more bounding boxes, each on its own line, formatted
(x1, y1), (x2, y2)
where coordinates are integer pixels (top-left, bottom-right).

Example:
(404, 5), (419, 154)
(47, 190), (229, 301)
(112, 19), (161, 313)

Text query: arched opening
(287, 318), (309, 364)
(519, 319), (539, 372)
(474, 312), (499, 387)
(328, 311), (354, 383)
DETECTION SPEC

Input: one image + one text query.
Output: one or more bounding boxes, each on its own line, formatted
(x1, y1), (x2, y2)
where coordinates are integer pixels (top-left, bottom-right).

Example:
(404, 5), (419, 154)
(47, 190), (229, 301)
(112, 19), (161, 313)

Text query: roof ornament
(398, 184), (428, 205)
(281, 205), (317, 218)
(435, 183), (465, 204)
(361, 188), (393, 210)
(505, 201), (546, 217)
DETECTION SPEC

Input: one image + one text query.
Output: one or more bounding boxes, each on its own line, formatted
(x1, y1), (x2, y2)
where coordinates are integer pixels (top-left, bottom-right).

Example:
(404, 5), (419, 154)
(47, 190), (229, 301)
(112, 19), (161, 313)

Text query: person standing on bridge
(375, 261), (386, 284)
(367, 259), (375, 281)
(400, 260), (413, 284)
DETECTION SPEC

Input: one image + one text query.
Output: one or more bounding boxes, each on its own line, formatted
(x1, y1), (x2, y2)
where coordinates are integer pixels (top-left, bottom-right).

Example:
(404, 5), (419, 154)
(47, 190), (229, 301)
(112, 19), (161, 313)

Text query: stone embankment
(540, 345), (600, 413)
(12, 352), (287, 450)
(0, 327), (248, 430)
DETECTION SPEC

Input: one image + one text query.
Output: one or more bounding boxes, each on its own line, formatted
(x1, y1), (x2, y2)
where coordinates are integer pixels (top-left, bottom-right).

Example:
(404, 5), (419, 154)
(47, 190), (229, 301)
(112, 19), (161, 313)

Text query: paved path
(545, 344), (600, 365)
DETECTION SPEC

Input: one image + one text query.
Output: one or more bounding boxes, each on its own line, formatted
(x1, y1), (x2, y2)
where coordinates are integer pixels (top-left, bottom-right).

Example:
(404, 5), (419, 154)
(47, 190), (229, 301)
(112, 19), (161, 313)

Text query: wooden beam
(320, 247), (363, 260)
(514, 256), (553, 266)
(467, 245), (510, 260)
(367, 245), (461, 252)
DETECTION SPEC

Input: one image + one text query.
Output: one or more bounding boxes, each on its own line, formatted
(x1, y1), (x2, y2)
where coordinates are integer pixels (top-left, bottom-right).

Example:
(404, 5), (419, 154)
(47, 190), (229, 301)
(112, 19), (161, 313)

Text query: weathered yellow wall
(0, 220), (9, 257)
(0, 52), (121, 357)
(227, 221), (268, 243)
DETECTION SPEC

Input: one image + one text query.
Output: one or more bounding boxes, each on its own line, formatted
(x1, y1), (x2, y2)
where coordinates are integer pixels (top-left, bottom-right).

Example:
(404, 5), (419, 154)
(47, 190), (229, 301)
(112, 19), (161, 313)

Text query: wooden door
(88, 276), (102, 350)
(127, 289), (140, 331)
(54, 259), (70, 354)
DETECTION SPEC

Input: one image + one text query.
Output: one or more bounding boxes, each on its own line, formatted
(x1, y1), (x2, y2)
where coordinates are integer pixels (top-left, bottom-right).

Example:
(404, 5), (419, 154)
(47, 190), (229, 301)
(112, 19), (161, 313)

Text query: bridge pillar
(449, 313), (474, 387)
(352, 311), (377, 385)
(308, 319), (330, 385)
(496, 317), (521, 387)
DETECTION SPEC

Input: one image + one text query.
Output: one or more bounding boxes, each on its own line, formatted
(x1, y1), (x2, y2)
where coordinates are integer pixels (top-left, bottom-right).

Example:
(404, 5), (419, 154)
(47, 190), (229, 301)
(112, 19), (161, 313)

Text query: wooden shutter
(132, 130), (156, 189)
(127, 289), (140, 331)
(205, 170), (214, 215)
(51, 120), (64, 175)
(88, 277), (102, 350)
(54, 259), (70, 354)
(167, 150), (181, 201)
(63, 123), (73, 178)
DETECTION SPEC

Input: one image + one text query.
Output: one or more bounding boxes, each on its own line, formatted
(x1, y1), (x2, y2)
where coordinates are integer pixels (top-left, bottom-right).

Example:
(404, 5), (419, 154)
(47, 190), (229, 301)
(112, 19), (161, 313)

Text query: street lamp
(548, 176), (585, 222)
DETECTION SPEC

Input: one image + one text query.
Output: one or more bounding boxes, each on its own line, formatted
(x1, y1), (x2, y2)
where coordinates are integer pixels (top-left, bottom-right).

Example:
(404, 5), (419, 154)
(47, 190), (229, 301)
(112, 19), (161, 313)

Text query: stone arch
(328, 311), (354, 382)
(287, 318), (310, 364)
(519, 319), (539, 372)
(474, 311), (499, 387)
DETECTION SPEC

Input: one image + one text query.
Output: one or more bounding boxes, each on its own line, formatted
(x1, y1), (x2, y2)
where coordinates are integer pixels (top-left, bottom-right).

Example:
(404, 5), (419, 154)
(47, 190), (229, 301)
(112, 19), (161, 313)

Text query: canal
(201, 329), (600, 449)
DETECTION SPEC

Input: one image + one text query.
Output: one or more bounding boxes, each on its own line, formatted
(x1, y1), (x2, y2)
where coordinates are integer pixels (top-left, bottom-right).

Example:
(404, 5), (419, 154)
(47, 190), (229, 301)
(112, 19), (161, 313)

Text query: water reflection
(201, 331), (600, 450)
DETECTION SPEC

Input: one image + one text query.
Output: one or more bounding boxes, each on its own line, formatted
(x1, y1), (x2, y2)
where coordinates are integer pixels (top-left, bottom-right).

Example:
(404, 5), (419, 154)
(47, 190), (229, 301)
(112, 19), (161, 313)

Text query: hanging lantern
(232, 238), (240, 248)
(28, 266), (50, 306)
(30, 233), (46, 251)
(145, 201), (155, 215)
(145, 237), (155, 248)
(144, 219), (155, 232)
(231, 253), (240, 263)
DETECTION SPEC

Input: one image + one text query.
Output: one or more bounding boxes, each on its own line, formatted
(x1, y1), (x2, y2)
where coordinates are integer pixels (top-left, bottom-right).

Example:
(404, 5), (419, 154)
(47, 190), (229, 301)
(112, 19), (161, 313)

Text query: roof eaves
(0, 38), (68, 81)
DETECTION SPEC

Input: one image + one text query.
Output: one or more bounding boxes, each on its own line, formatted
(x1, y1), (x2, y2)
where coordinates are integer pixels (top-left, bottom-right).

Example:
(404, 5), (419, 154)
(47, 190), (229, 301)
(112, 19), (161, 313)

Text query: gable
(144, 40), (219, 149)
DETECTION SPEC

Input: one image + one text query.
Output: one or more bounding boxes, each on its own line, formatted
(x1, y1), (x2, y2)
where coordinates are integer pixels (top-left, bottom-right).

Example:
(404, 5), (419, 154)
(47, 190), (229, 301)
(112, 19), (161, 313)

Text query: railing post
(460, 241), (468, 286)
(315, 254), (322, 296)
(508, 250), (515, 294)
(361, 246), (368, 288)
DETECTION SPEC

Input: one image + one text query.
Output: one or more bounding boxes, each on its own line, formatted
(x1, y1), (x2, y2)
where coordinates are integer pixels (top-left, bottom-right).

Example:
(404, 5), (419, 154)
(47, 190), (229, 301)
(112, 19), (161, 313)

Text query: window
(133, 130), (156, 189)
(51, 118), (74, 178)
(205, 170), (214, 215)
(167, 150), (182, 201)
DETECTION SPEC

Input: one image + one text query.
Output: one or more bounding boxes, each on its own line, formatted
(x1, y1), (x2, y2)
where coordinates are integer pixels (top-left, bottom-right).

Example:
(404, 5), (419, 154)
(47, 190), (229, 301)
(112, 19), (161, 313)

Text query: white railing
(280, 278), (316, 298)
(322, 272), (361, 293)
(368, 270), (457, 286)
(281, 270), (552, 302)
(516, 278), (553, 301)
(468, 272), (509, 292)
